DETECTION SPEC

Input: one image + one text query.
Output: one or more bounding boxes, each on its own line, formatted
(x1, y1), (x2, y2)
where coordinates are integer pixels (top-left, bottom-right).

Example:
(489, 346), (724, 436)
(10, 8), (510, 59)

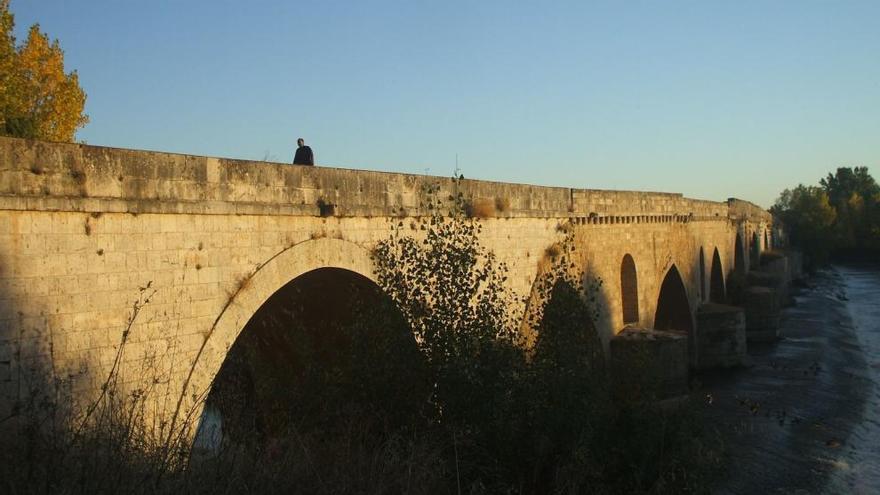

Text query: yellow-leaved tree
(0, 0), (88, 142)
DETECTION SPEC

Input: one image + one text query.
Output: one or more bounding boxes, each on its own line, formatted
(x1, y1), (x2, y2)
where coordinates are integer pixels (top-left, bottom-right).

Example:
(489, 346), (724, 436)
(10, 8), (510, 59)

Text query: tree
(820, 167), (880, 207)
(820, 167), (880, 249)
(771, 185), (837, 266)
(0, 0), (88, 141)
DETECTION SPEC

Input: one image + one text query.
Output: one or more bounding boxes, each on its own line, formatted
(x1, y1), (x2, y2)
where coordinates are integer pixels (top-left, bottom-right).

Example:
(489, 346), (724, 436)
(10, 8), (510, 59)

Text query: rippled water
(827, 264), (880, 493)
(704, 264), (880, 494)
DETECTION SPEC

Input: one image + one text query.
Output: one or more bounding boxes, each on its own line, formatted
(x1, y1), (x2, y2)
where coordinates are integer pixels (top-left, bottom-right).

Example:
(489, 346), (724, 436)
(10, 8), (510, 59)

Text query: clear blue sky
(11, 0), (880, 207)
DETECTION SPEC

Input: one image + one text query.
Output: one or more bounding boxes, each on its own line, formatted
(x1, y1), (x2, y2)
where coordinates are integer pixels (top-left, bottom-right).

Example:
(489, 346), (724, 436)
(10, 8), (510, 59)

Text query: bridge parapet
(2, 137), (735, 222)
(727, 198), (774, 224)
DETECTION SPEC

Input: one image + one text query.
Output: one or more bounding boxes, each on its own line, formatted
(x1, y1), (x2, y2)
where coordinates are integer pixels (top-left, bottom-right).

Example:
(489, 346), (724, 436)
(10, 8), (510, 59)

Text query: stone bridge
(0, 136), (785, 430)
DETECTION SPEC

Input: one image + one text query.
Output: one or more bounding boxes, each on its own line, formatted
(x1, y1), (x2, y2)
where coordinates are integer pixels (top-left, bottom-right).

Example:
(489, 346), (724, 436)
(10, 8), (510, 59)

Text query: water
(826, 264), (880, 493)
(703, 264), (880, 494)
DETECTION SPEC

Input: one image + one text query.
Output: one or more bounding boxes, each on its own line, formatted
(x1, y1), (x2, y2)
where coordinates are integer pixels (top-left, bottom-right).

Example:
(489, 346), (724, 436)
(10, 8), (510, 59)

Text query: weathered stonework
(743, 286), (782, 342)
(0, 136), (779, 428)
(610, 327), (689, 399)
(748, 269), (789, 307)
(694, 303), (747, 369)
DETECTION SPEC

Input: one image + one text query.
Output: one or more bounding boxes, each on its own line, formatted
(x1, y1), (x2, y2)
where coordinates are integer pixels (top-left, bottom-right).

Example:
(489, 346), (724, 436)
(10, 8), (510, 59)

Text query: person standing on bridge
(293, 138), (315, 166)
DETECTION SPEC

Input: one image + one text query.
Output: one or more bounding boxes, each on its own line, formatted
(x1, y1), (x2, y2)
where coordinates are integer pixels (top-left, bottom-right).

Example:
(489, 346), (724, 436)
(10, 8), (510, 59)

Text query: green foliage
(373, 183), (524, 437)
(369, 180), (721, 493)
(0, 0), (88, 141)
(771, 185), (837, 266)
(820, 167), (880, 250)
(772, 167), (880, 266)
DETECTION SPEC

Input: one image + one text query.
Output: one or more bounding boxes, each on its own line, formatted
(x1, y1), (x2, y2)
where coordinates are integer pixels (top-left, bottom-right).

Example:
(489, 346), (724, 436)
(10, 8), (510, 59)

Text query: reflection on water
(830, 264), (880, 493)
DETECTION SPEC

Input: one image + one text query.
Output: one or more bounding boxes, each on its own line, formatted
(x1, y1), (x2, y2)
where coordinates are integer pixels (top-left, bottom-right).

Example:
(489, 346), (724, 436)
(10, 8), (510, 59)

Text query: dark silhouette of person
(293, 138), (314, 166)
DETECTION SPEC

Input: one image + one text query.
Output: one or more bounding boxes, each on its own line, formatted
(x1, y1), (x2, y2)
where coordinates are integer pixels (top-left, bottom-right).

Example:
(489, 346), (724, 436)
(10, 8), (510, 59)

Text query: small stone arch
(734, 233), (746, 276)
(751, 232), (761, 269)
(709, 248), (725, 303)
(654, 264), (693, 335)
(698, 247), (706, 302)
(620, 254), (639, 325)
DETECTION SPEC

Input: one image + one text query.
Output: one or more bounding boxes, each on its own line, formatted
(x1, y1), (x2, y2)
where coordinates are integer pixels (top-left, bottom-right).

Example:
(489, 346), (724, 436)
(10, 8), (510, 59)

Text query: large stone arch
(181, 238), (378, 423)
(653, 264), (694, 336)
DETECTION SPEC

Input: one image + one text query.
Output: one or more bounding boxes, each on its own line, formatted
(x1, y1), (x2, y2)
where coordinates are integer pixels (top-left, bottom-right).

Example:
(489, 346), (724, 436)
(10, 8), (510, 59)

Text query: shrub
(464, 197), (496, 218)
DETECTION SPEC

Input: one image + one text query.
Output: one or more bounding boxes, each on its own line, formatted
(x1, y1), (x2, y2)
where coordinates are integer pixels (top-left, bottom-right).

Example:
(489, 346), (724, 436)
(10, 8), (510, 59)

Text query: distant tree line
(0, 0), (88, 142)
(771, 166), (880, 266)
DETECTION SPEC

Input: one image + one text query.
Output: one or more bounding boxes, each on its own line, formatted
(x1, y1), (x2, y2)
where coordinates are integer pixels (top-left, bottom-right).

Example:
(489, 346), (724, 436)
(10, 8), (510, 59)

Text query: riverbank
(701, 265), (880, 494)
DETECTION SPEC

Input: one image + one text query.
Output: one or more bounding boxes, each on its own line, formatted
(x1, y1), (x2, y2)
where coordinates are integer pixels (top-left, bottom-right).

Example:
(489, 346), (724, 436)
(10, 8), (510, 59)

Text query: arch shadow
(698, 247), (706, 303)
(734, 232), (746, 276)
(183, 238), (385, 431)
(653, 264), (693, 336)
(751, 232), (761, 269)
(709, 248), (725, 303)
(200, 264), (424, 444)
(620, 254), (639, 325)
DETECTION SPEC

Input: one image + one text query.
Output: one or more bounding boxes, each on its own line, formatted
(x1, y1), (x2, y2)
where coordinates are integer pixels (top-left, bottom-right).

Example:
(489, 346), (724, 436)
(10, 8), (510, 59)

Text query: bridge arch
(734, 233), (746, 276)
(709, 248), (725, 303)
(698, 247), (706, 302)
(751, 232), (761, 269)
(653, 264), (693, 335)
(183, 238), (382, 425)
(620, 254), (639, 325)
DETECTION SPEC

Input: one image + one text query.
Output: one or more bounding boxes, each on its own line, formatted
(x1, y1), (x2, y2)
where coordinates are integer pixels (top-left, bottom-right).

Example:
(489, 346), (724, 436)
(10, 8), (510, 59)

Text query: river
(704, 263), (880, 494)
(827, 264), (880, 493)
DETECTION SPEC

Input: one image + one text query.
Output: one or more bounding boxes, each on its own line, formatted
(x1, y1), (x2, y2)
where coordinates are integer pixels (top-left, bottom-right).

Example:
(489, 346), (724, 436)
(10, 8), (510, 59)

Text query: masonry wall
(0, 136), (774, 427)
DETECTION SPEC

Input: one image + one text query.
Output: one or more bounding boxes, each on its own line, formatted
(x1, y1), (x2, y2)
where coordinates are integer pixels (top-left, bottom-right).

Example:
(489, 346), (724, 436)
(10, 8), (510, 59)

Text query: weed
(465, 197), (495, 218)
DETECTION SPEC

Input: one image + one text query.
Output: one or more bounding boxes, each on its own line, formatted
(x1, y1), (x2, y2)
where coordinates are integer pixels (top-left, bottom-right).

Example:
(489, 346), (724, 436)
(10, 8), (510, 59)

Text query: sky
(10, 0), (880, 207)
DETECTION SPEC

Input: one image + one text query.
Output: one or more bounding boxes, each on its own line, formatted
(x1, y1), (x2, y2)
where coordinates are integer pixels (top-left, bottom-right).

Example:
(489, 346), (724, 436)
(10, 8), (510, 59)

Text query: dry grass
(466, 198), (496, 218)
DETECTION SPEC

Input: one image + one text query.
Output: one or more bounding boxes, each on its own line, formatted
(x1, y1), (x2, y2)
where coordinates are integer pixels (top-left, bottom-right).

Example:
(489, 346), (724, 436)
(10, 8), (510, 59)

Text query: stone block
(743, 286), (781, 342)
(694, 303), (746, 369)
(748, 268), (790, 306)
(762, 257), (789, 282)
(611, 326), (688, 400)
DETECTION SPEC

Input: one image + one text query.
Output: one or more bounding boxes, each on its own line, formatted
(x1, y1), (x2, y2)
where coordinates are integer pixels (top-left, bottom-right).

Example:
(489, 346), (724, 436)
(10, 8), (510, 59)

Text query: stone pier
(694, 303), (747, 369)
